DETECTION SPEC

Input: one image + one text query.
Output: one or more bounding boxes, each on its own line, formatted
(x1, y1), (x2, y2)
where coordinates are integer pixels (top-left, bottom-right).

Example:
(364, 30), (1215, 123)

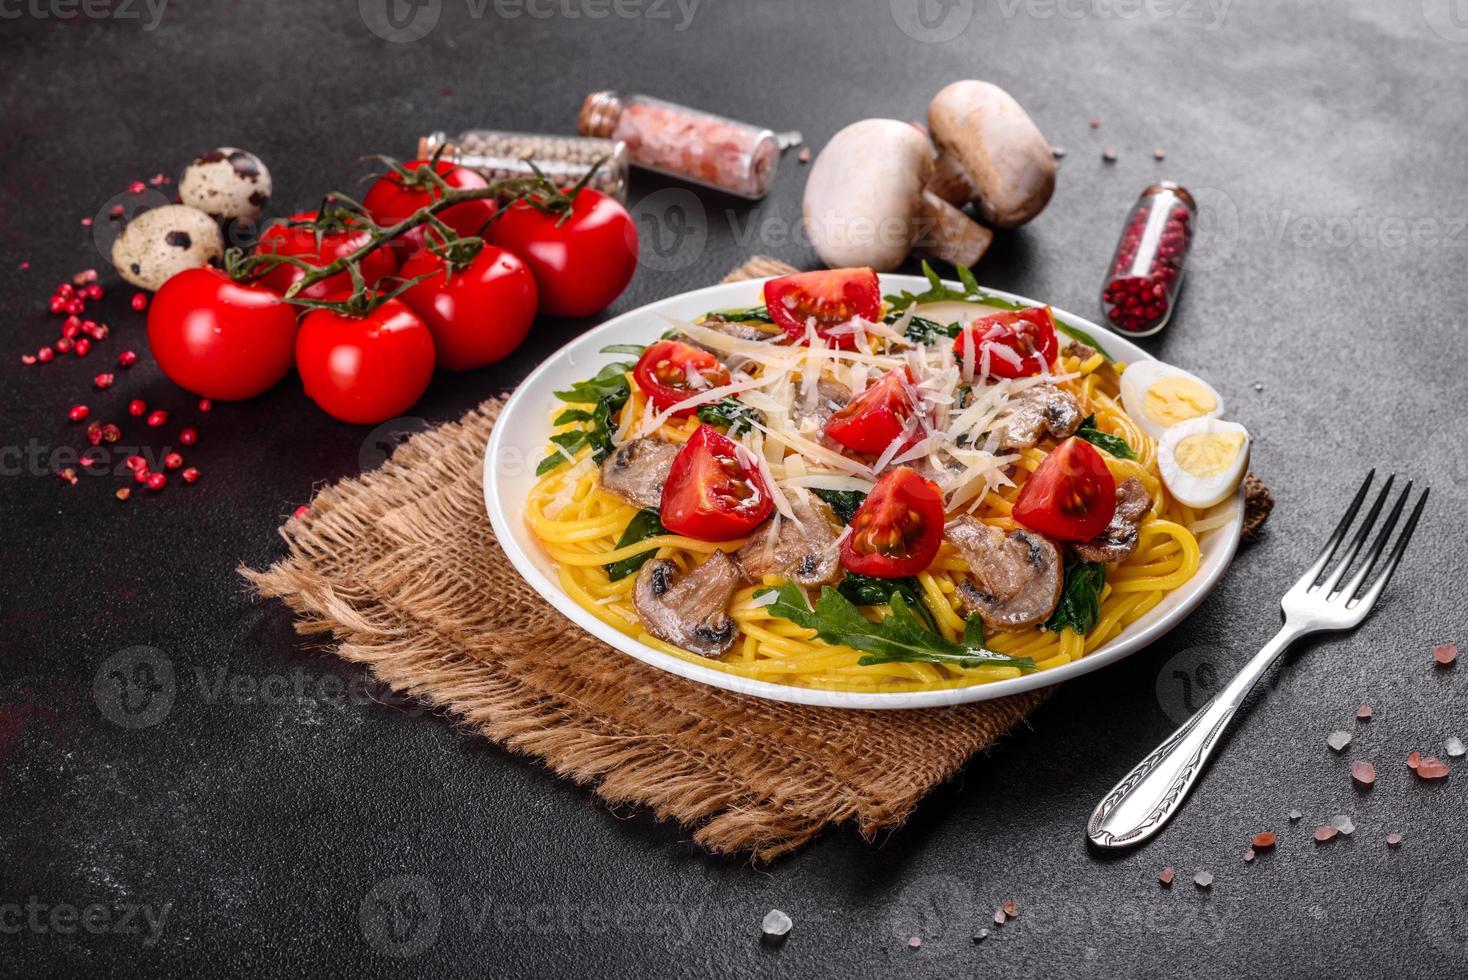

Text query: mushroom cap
(802, 119), (934, 271)
(928, 80), (1056, 229)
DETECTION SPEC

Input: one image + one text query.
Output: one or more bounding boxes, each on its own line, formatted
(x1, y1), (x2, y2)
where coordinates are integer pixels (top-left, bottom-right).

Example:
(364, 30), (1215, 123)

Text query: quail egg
(1119, 360), (1224, 440)
(178, 147), (272, 222)
(1158, 417), (1251, 509)
(110, 204), (223, 291)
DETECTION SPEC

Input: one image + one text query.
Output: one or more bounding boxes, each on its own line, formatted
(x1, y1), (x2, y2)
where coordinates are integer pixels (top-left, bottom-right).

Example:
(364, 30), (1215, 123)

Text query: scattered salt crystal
(972, 928), (990, 944)
(1089, 117), (1101, 128)
(1253, 382), (1264, 392)
(1314, 825), (1339, 844)
(1243, 849), (1255, 863)
(994, 909), (1007, 927)
(907, 936), (922, 949)
(1447, 737), (1466, 758)
(1331, 815), (1355, 835)
(761, 909), (792, 937)
(1355, 704), (1373, 721)
(1051, 145), (1067, 159)
(1351, 760), (1376, 789)
(1385, 833), (1403, 848)
(1252, 831), (1277, 852)
(797, 147), (810, 164)
(1193, 871), (1213, 889)
(1433, 643), (1457, 667)
(1102, 147), (1118, 162)
(1158, 867), (1175, 887)
(1327, 730), (1352, 753)
(1415, 757), (1451, 781)
(1288, 810), (1303, 823)
(1001, 899), (1018, 918)
(1153, 147), (1166, 160)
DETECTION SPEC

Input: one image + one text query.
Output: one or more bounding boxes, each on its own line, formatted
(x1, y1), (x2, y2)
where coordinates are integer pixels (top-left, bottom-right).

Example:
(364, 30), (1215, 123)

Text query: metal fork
(1087, 470), (1430, 849)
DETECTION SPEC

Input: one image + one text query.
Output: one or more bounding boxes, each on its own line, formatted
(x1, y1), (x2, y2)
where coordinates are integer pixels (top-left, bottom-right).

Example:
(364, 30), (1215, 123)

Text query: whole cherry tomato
(363, 160), (498, 260)
(840, 467), (946, 578)
(255, 211), (398, 301)
(1012, 437), (1118, 541)
(953, 306), (1059, 379)
(146, 267), (297, 401)
(294, 298), (436, 424)
(824, 366), (922, 455)
(398, 244), (538, 371)
(660, 424), (772, 541)
(633, 340), (732, 416)
(488, 188), (637, 318)
(763, 267), (881, 349)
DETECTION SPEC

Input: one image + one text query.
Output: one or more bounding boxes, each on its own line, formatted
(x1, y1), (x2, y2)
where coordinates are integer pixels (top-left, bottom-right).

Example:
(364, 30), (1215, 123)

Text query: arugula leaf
(1045, 556), (1107, 636)
(599, 343), (648, 356)
(696, 397), (761, 435)
(603, 509), (667, 581)
(963, 613), (986, 649)
(552, 360), (633, 406)
(1075, 414), (1137, 460)
(704, 305), (775, 324)
(836, 573), (937, 632)
(758, 583), (1036, 673)
(541, 361), (634, 475)
(811, 489), (866, 524)
(884, 260), (1113, 362)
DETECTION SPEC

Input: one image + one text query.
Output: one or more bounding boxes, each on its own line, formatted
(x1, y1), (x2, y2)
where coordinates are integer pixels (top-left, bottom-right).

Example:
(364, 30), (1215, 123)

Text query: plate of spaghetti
(485, 267), (1247, 709)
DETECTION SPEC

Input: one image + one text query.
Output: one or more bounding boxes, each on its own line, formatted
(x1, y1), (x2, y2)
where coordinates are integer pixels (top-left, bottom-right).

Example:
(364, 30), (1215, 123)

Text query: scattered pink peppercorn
(146, 472), (167, 491)
(20, 354), (36, 366)
(164, 452), (183, 470)
(131, 293), (149, 311)
(68, 404), (90, 422)
(94, 373), (115, 390)
(74, 269), (98, 284)
(118, 350), (138, 368)
(128, 399), (147, 417)
(292, 505), (311, 520)
(134, 467), (152, 484)
(178, 428), (197, 446)
(67, 298), (85, 315)
(181, 467), (200, 484)
(86, 421), (103, 446)
(115, 487), (131, 501)
(80, 217), (93, 227)
(61, 318), (81, 339)
(125, 455), (148, 472)
(197, 398), (213, 412)
(128, 180), (146, 194)
(56, 337), (73, 354)
(37, 347), (54, 363)
(74, 337), (91, 357)
(146, 410), (168, 428)
(101, 423), (121, 443)
(56, 467), (79, 486)
(84, 283), (104, 301)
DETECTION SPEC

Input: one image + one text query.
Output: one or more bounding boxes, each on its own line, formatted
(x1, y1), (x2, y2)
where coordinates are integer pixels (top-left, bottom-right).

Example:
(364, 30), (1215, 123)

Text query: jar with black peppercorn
(418, 130), (629, 202)
(1100, 182), (1195, 336)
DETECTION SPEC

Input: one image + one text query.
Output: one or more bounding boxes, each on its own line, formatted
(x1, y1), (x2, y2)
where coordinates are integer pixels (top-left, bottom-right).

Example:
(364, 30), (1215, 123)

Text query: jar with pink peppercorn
(578, 90), (784, 200)
(1100, 182), (1196, 337)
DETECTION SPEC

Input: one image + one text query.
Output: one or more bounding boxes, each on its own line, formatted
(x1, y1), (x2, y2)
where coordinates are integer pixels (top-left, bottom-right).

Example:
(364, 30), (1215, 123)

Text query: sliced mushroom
(1074, 477), (1152, 565)
(697, 316), (784, 343)
(927, 80), (1057, 229)
(992, 384), (1082, 451)
(946, 516), (1063, 630)
(792, 376), (852, 433)
(633, 550), (744, 657)
(599, 438), (678, 510)
(802, 118), (991, 271)
(736, 490), (845, 587)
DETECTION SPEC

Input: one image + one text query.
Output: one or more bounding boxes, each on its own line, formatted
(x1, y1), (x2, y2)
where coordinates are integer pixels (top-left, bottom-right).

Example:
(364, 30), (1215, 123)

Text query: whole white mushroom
(110, 204), (224, 291)
(927, 80), (1056, 229)
(178, 147), (272, 222)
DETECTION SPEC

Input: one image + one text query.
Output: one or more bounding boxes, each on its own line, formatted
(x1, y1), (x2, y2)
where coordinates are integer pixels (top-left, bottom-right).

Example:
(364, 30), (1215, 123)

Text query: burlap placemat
(243, 257), (1268, 861)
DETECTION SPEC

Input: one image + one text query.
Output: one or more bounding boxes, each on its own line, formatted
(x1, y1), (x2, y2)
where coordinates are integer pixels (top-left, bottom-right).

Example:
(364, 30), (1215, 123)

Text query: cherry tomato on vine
(255, 211), (398, 301)
(363, 160), (498, 260)
(398, 244), (538, 371)
(824, 366), (923, 455)
(146, 267), (298, 401)
(633, 340), (732, 416)
(763, 267), (881, 349)
(659, 425), (772, 541)
(1012, 437), (1117, 541)
(953, 306), (1059, 378)
(488, 188), (637, 318)
(840, 467), (946, 578)
(294, 298), (436, 424)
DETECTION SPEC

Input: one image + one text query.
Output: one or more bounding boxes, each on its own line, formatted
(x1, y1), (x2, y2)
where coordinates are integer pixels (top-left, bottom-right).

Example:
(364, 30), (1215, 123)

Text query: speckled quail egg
(110, 204), (223, 291)
(1158, 417), (1251, 509)
(1119, 360), (1224, 440)
(178, 147), (272, 222)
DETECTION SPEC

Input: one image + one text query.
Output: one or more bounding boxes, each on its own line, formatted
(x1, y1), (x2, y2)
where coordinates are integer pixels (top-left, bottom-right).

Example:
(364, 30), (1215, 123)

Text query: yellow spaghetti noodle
(526, 320), (1202, 694)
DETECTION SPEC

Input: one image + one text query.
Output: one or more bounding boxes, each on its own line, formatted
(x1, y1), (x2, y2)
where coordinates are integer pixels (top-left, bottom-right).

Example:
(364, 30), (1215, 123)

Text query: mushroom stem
(925, 150), (980, 208)
(915, 191), (994, 269)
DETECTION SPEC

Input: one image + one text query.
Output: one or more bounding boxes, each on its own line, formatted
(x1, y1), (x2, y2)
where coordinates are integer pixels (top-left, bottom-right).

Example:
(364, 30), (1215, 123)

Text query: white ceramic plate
(484, 274), (1243, 709)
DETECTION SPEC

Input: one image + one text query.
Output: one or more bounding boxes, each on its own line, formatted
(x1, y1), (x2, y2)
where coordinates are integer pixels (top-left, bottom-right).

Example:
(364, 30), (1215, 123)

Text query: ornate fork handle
(1087, 626), (1299, 849)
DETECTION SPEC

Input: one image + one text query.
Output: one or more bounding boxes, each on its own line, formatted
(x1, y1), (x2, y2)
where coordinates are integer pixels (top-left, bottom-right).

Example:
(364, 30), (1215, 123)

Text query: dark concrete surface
(3, 1), (1467, 977)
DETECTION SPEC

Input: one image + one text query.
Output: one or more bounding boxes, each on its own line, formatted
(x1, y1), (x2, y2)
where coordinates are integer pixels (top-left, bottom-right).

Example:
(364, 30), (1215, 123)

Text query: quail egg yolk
(1144, 377), (1218, 431)
(1174, 431), (1246, 477)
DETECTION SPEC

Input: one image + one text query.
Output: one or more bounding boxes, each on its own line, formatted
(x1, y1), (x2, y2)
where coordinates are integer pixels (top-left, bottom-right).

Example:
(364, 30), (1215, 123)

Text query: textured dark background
(3, 1), (1467, 977)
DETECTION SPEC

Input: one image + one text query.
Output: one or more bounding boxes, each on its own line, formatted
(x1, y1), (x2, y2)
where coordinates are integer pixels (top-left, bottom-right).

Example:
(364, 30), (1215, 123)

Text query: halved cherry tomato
(633, 340), (732, 416)
(840, 467), (946, 578)
(660, 424), (772, 541)
(763, 267), (881, 350)
(1012, 437), (1118, 541)
(824, 366), (922, 455)
(255, 211), (399, 301)
(953, 306), (1059, 378)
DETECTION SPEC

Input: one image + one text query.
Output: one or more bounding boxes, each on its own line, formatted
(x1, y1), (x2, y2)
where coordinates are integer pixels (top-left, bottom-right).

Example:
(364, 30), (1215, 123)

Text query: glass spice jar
(418, 130), (630, 202)
(578, 90), (783, 200)
(1100, 182), (1196, 337)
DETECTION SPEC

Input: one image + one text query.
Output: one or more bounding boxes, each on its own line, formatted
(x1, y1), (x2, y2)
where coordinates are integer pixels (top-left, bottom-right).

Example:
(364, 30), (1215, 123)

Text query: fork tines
(1303, 469), (1430, 609)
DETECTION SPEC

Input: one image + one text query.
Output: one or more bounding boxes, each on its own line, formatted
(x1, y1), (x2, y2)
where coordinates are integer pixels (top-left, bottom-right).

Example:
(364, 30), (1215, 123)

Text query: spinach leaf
(599, 343), (648, 356)
(696, 397), (761, 435)
(811, 488), (866, 524)
(704, 305), (775, 324)
(757, 583), (1036, 672)
(1075, 414), (1137, 460)
(603, 509), (667, 581)
(1045, 556), (1108, 636)
(887, 310), (961, 344)
(836, 573), (937, 632)
(540, 361), (634, 475)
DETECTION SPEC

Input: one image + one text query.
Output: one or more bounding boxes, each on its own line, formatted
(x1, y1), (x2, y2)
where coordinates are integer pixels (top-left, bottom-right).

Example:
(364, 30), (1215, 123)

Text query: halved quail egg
(1119, 360), (1223, 441)
(1158, 417), (1251, 509)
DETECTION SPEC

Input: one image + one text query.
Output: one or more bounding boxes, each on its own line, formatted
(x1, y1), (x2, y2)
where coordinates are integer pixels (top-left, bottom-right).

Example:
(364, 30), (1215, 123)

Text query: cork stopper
(418, 131), (448, 160)
(1143, 180), (1195, 211)
(578, 90), (624, 139)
